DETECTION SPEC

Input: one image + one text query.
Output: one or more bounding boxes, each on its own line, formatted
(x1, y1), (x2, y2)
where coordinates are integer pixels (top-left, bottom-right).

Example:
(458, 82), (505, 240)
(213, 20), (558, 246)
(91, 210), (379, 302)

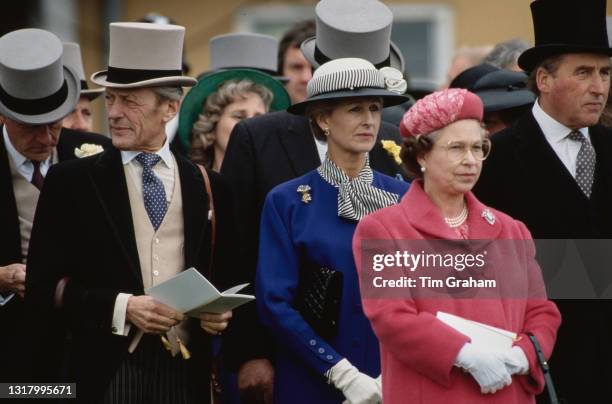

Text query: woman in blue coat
(256, 58), (410, 404)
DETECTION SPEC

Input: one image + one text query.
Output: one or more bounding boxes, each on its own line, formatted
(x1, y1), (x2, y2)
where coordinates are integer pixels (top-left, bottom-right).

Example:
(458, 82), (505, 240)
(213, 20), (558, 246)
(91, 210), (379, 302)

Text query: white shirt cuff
(0, 292), (15, 306)
(112, 293), (132, 336)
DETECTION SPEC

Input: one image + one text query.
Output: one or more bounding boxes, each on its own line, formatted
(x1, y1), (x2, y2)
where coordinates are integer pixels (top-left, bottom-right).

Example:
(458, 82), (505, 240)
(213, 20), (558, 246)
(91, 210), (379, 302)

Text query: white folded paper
(436, 311), (518, 351)
(147, 267), (255, 316)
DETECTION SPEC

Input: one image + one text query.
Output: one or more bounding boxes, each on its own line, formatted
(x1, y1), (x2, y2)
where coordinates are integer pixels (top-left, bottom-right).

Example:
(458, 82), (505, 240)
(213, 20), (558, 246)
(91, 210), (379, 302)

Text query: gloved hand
(503, 346), (529, 375)
(455, 343), (512, 394)
(375, 374), (381, 394)
(327, 358), (381, 404)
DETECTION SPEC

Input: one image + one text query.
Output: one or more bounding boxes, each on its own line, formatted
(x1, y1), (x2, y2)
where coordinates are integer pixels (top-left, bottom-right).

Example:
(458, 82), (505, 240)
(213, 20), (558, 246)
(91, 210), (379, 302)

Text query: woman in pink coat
(352, 89), (561, 403)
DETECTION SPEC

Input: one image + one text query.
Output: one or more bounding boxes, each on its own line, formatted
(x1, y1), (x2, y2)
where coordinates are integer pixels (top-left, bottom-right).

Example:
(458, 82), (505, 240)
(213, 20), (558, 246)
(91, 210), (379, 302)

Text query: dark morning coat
(0, 128), (110, 382)
(24, 145), (236, 401)
(219, 110), (408, 370)
(473, 111), (612, 403)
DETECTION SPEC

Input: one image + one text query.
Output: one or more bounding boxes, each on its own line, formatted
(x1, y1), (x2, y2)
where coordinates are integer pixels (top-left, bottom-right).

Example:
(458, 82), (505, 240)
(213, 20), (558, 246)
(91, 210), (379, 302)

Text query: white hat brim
(300, 37), (405, 72)
(90, 70), (197, 88)
(0, 66), (80, 125)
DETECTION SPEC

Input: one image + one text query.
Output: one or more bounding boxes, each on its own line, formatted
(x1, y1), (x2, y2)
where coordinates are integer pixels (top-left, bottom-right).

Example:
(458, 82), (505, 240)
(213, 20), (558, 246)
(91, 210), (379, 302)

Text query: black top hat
(518, 0), (612, 72)
(450, 63), (535, 113)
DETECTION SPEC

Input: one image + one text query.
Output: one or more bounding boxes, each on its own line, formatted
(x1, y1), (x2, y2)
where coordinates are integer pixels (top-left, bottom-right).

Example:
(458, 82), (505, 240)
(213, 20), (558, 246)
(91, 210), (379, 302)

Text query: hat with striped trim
(287, 58), (408, 115)
(91, 22), (196, 88)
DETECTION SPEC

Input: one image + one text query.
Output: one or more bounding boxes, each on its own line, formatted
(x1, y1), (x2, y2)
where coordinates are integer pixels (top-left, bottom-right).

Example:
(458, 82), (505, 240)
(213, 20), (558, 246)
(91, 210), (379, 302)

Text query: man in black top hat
(474, 0), (612, 401)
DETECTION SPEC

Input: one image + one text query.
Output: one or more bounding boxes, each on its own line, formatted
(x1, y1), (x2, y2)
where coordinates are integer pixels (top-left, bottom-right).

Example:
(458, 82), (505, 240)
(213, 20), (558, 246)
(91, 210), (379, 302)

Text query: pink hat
(400, 88), (483, 138)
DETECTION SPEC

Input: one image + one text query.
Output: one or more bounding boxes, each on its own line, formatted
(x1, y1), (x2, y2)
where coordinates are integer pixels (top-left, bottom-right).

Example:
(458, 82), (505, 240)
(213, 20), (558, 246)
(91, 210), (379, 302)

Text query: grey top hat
(288, 58), (408, 115)
(301, 0), (405, 72)
(62, 42), (104, 100)
(209, 33), (281, 75)
(0, 29), (80, 125)
(91, 22), (197, 88)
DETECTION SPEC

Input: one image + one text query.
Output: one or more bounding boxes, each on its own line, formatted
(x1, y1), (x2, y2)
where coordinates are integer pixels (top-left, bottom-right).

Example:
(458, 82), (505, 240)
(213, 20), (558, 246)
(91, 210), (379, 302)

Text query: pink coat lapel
(399, 180), (502, 240)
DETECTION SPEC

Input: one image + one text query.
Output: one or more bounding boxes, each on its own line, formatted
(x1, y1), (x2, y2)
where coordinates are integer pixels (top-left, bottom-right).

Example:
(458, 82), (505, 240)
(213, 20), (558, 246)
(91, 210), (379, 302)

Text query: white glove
(503, 346), (529, 375)
(375, 374), (382, 394)
(327, 358), (381, 404)
(455, 343), (512, 394)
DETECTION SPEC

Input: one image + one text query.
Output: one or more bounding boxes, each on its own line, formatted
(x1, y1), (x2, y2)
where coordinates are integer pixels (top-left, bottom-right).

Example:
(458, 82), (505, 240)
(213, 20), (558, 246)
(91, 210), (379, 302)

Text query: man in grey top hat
(26, 22), (235, 402)
(61, 42), (105, 133)
(0, 28), (109, 381)
(220, 0), (408, 402)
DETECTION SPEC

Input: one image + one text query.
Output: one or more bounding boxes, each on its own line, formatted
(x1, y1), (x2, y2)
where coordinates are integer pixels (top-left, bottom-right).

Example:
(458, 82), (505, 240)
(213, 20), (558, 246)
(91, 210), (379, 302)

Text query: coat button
(318, 348), (325, 354)
(326, 355), (333, 360)
(153, 270), (160, 276)
(111, 326), (118, 333)
(310, 339), (316, 346)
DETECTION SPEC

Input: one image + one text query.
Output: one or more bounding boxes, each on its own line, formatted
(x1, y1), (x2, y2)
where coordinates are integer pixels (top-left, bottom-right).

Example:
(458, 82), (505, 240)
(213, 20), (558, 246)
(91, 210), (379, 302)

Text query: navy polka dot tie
(568, 130), (596, 198)
(135, 153), (167, 230)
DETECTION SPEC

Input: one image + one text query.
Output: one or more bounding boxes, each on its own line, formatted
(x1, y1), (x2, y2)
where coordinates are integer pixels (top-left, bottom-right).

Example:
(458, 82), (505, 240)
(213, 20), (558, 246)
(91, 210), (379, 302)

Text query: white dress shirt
(313, 135), (328, 164)
(532, 99), (591, 178)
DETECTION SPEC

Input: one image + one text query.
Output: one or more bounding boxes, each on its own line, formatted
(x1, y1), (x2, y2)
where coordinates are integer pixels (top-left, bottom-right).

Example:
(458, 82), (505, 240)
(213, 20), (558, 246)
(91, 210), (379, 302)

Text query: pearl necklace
(444, 204), (468, 228)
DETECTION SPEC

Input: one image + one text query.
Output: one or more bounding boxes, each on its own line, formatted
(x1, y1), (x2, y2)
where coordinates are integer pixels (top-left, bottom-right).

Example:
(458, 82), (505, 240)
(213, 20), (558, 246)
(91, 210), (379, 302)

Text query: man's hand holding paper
(126, 295), (185, 334)
(200, 310), (232, 335)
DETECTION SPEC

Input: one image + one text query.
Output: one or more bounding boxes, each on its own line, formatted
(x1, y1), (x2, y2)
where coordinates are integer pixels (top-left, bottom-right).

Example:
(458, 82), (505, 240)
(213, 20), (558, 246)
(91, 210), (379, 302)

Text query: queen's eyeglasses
(436, 138), (491, 162)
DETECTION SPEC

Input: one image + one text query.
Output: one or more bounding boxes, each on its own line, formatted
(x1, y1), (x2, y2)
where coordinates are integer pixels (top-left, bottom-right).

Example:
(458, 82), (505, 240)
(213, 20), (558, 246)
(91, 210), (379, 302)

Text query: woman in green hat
(178, 69), (290, 171)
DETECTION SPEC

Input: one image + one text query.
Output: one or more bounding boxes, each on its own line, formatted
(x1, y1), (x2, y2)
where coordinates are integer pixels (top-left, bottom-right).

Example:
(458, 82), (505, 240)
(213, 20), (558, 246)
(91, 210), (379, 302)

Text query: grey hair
(152, 86), (184, 103)
(484, 38), (531, 70)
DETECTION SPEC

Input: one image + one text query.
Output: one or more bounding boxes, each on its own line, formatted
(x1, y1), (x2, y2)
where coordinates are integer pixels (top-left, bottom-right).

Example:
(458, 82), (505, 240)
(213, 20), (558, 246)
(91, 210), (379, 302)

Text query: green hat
(178, 68), (290, 151)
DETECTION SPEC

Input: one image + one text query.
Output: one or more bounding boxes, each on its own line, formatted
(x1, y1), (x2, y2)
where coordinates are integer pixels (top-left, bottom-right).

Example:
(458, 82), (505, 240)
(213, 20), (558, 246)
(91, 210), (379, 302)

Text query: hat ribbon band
(106, 66), (183, 84)
(314, 45), (391, 69)
(0, 80), (68, 116)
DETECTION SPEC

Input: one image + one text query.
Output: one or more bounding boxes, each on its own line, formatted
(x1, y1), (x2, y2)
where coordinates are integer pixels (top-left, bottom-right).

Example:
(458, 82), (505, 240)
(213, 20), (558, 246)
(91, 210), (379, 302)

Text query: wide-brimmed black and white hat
(62, 42), (104, 101)
(288, 58), (409, 115)
(91, 22), (197, 88)
(300, 0), (405, 72)
(0, 28), (80, 125)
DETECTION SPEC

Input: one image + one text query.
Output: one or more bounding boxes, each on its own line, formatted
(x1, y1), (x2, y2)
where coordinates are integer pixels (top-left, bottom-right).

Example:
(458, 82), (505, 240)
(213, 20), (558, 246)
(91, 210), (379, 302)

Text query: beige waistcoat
(124, 158), (191, 345)
(9, 159), (38, 263)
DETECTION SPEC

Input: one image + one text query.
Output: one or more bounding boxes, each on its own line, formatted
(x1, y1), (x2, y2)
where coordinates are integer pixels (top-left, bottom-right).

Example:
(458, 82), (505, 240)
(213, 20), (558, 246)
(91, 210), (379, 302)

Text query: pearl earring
(420, 166), (426, 173)
(323, 127), (330, 136)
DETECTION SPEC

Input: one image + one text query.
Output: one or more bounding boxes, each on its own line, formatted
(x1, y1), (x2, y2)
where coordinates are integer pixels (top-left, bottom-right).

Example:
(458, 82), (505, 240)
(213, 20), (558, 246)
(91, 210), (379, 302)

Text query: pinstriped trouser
(100, 334), (208, 404)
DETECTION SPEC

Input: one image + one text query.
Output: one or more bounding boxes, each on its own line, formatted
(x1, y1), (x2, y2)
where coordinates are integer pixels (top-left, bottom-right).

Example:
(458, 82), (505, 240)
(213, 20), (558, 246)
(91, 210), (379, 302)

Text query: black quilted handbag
(295, 262), (344, 339)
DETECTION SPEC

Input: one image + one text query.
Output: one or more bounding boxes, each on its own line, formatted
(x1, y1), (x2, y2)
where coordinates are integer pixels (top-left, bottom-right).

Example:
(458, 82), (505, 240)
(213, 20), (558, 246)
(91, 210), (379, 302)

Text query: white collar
(532, 99), (589, 143)
(120, 138), (174, 169)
